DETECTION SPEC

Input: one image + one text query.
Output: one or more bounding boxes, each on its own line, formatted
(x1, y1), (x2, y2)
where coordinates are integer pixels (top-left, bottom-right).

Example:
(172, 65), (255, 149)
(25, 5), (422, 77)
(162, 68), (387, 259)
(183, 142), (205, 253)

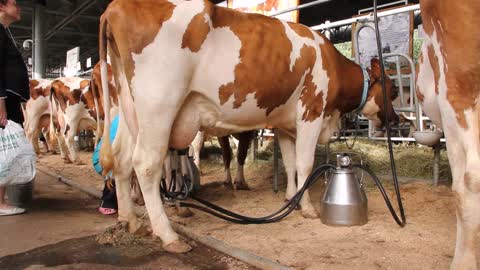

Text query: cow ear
(370, 58), (382, 79)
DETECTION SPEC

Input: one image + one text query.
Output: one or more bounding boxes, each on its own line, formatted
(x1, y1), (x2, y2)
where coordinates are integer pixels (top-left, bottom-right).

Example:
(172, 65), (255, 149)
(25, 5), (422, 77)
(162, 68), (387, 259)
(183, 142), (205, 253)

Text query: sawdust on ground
(36, 145), (465, 270)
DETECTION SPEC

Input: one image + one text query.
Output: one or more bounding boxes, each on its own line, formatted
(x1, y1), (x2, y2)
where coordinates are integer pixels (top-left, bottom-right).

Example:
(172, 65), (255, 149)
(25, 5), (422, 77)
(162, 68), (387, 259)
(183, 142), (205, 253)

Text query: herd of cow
(24, 0), (480, 268)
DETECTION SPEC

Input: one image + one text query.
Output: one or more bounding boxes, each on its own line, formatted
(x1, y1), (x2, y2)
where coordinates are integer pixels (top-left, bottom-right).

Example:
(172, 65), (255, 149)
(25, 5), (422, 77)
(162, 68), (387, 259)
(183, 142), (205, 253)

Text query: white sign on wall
(66, 47), (80, 69)
(86, 57), (92, 68)
(357, 12), (411, 68)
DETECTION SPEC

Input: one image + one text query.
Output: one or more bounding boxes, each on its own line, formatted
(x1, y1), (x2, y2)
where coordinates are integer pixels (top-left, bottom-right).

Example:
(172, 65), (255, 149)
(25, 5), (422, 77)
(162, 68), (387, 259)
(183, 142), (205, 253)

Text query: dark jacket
(0, 24), (29, 102)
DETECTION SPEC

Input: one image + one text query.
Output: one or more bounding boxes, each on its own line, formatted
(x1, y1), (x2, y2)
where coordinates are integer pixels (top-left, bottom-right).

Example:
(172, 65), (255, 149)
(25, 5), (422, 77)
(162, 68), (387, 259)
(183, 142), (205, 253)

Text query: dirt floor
(0, 167), (254, 270)
(35, 146), (463, 270)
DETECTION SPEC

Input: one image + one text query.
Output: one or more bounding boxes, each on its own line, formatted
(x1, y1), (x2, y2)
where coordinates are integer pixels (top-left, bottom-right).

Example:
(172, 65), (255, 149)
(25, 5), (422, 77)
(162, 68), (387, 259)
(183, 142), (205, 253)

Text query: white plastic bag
(0, 120), (36, 186)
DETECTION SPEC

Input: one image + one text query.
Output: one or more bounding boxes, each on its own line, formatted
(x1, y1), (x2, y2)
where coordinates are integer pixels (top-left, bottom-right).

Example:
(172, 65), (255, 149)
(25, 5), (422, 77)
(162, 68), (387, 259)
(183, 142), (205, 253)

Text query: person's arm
(0, 28), (7, 127)
(0, 99), (6, 127)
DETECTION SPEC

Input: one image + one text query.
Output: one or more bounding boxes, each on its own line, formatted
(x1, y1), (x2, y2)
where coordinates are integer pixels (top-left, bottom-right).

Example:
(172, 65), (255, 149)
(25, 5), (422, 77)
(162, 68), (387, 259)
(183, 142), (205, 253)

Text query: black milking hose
(372, 0), (406, 226)
(177, 164), (335, 224)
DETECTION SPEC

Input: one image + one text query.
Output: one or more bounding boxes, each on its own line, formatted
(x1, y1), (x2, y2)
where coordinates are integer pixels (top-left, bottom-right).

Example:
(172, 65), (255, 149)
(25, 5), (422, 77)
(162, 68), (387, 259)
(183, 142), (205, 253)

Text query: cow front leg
(57, 136), (71, 163)
(114, 170), (142, 234)
(295, 120), (322, 219)
(42, 129), (54, 154)
(218, 136), (233, 189)
(277, 129), (297, 201)
(191, 131), (204, 173)
(233, 131), (254, 190)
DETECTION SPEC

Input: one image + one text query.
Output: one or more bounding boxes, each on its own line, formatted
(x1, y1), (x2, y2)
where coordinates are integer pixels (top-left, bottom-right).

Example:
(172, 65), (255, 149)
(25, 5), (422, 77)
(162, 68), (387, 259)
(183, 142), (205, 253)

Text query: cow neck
(331, 60), (367, 115)
(353, 67), (371, 112)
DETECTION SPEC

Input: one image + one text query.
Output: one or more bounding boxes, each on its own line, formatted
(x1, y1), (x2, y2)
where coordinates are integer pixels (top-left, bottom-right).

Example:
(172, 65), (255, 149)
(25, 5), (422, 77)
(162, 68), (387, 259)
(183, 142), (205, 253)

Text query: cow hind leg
(31, 128), (42, 155)
(133, 135), (191, 252)
(131, 94), (193, 253)
(65, 125), (83, 165)
(219, 136), (233, 189)
(446, 129), (480, 269)
(111, 122), (145, 235)
(26, 117), (41, 155)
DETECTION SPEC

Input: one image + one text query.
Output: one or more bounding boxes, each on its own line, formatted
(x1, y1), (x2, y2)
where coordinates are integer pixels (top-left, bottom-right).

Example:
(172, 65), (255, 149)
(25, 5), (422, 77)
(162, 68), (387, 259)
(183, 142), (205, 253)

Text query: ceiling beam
(10, 25), (31, 30)
(10, 25), (97, 38)
(20, 6), (99, 20)
(54, 31), (98, 38)
(45, 0), (97, 40)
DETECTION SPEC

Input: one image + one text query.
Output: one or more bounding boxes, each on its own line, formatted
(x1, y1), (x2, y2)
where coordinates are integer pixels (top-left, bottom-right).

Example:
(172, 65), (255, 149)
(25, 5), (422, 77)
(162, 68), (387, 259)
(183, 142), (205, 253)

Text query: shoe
(98, 207), (117, 215)
(0, 206), (26, 216)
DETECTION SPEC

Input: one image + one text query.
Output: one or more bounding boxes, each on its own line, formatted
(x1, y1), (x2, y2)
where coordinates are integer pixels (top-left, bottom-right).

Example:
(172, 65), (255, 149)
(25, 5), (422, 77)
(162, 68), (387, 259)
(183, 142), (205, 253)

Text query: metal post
(325, 142), (330, 164)
(33, 1), (46, 79)
(433, 143), (440, 186)
(273, 130), (279, 193)
(324, 21), (331, 40)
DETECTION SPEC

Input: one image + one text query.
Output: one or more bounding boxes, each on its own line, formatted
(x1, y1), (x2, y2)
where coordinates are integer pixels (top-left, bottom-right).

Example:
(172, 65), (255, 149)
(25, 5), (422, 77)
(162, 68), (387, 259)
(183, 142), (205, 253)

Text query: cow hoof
(63, 159), (72, 164)
(176, 207), (194, 218)
(223, 181), (234, 189)
(234, 182), (250, 190)
(301, 208), (319, 219)
(163, 240), (192, 253)
(132, 224), (151, 237)
(127, 220), (142, 234)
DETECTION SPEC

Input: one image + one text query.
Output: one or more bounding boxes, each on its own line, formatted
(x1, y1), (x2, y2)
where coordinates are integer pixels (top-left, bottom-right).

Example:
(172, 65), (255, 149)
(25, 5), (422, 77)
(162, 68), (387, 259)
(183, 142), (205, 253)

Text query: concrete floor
(0, 170), (254, 270)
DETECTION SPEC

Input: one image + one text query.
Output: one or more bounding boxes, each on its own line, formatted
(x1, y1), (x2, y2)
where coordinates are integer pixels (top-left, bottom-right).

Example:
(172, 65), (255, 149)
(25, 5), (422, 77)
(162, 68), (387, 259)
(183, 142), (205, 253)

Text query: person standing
(0, 0), (31, 216)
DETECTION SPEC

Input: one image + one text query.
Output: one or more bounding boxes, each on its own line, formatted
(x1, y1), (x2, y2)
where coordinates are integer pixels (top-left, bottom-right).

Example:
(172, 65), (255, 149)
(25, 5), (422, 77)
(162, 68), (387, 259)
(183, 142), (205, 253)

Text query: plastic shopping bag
(0, 120), (36, 186)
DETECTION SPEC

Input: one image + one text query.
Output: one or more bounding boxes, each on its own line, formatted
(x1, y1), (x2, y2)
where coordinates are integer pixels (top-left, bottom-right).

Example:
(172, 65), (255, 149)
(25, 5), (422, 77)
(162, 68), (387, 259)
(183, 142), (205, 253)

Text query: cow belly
(78, 118), (97, 131)
(171, 92), (288, 144)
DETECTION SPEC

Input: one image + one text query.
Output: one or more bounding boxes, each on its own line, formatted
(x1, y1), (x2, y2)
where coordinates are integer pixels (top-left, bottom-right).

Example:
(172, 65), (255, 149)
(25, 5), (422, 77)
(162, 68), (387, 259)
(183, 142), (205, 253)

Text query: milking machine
(160, 147), (200, 203)
(159, 0), (406, 227)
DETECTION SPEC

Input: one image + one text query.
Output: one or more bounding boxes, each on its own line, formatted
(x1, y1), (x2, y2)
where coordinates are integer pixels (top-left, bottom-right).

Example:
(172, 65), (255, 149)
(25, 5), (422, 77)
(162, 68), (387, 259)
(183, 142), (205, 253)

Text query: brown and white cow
(23, 79), (55, 155)
(416, 0), (480, 268)
(98, 0), (398, 252)
(24, 79), (71, 160)
(50, 77), (97, 164)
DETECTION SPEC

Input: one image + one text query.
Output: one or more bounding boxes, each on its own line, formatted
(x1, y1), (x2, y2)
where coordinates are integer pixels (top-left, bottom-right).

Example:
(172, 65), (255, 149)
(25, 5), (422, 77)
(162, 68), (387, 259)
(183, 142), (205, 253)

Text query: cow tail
(48, 88), (57, 151)
(90, 79), (103, 148)
(99, 15), (114, 176)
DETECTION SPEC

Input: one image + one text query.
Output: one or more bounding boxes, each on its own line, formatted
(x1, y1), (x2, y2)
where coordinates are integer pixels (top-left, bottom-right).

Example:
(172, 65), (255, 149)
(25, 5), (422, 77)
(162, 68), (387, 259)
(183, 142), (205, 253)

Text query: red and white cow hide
(98, 0), (398, 252)
(416, 0), (480, 268)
